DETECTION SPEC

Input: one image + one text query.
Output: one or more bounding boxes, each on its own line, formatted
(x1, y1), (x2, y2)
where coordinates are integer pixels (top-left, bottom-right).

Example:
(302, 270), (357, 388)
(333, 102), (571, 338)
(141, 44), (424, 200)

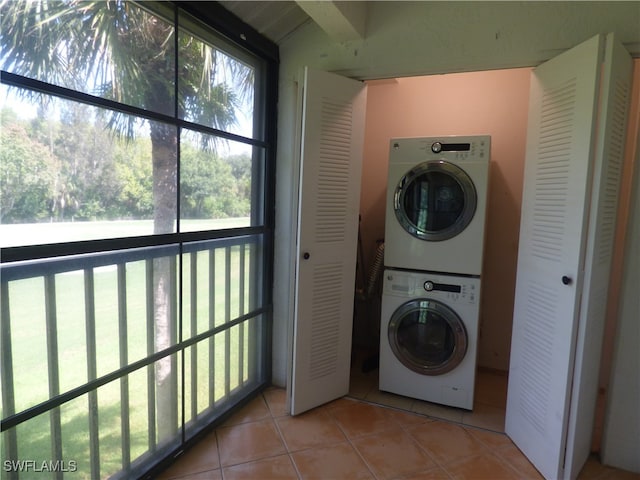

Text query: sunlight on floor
(158, 387), (638, 479)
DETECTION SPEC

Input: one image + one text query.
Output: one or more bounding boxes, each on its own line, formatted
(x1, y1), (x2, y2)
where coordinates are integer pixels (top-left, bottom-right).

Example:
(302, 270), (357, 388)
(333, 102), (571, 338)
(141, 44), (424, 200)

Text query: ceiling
(219, 1), (312, 44)
(219, 1), (369, 44)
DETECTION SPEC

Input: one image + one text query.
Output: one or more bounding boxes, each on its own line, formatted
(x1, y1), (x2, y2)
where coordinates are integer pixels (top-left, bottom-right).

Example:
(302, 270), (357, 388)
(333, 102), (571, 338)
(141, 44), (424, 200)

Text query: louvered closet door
(506, 33), (633, 480)
(563, 33), (632, 480)
(505, 34), (604, 480)
(290, 68), (367, 415)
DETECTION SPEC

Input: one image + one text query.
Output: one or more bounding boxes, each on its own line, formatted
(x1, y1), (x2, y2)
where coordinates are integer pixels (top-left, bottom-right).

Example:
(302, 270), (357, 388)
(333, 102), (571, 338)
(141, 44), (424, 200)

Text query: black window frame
(1, 2), (278, 263)
(0, 1), (278, 478)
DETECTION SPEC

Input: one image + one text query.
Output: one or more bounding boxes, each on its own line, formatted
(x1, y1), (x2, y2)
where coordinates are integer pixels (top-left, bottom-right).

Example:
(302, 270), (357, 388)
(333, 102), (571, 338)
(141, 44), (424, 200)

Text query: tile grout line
(162, 389), (598, 480)
(287, 452), (304, 480)
(426, 421), (534, 479)
(488, 450), (533, 479)
(361, 396), (531, 479)
(265, 397), (302, 480)
(324, 402), (381, 480)
(368, 408), (450, 480)
(346, 438), (382, 480)
(215, 395), (289, 474)
(264, 391), (303, 480)
(215, 421), (225, 480)
(304, 392), (512, 475)
(214, 394), (276, 480)
(402, 413), (514, 478)
(484, 440), (543, 479)
(232, 391), (510, 478)
(394, 414), (455, 479)
(331, 398), (455, 479)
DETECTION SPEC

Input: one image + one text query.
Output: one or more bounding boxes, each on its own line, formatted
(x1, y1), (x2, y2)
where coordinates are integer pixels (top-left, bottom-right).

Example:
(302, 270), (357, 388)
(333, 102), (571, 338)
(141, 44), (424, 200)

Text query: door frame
(281, 42), (635, 463)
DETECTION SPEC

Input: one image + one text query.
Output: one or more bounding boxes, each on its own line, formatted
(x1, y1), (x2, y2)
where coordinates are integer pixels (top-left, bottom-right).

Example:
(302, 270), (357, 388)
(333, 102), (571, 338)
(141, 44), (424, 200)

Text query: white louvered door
(290, 68), (367, 415)
(563, 33), (633, 480)
(506, 34), (632, 480)
(506, 36), (603, 480)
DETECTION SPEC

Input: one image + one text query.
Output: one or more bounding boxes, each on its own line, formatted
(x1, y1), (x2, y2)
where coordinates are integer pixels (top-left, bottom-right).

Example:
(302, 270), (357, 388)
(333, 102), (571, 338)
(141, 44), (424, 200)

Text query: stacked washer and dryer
(379, 136), (490, 410)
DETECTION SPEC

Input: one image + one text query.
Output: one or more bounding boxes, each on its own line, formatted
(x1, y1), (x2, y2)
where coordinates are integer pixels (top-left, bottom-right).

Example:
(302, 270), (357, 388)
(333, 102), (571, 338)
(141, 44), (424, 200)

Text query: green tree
(1, 0), (250, 446)
(0, 112), (57, 222)
(226, 153), (252, 216)
(180, 144), (236, 219)
(113, 136), (154, 219)
(48, 102), (121, 220)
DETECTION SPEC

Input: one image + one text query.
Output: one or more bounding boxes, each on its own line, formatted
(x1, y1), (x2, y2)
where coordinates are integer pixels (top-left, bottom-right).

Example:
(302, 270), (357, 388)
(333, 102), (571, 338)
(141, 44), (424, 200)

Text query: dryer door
(394, 161), (477, 241)
(388, 298), (468, 375)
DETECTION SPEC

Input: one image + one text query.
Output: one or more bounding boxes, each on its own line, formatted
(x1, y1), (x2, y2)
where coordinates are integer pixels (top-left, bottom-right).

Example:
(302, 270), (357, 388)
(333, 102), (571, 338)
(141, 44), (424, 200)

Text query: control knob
(424, 281), (435, 291)
(431, 142), (442, 153)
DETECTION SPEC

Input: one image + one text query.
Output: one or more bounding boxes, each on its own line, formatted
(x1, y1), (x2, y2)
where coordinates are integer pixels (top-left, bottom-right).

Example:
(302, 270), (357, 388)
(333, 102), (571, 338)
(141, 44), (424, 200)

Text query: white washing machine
(384, 135), (490, 275)
(379, 269), (480, 410)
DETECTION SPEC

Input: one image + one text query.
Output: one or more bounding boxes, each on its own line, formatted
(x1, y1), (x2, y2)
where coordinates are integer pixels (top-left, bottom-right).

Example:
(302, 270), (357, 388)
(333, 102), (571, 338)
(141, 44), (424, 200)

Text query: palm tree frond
(2, 1), (252, 137)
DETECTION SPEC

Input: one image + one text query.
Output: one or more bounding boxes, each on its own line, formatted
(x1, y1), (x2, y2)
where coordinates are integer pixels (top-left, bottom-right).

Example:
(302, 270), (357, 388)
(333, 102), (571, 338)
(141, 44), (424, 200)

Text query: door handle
(303, 252), (310, 260)
(562, 275), (572, 285)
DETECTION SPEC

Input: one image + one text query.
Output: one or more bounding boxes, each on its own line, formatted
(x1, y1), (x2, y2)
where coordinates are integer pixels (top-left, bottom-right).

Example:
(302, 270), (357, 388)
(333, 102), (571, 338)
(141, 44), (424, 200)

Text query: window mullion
(0, 1), (275, 477)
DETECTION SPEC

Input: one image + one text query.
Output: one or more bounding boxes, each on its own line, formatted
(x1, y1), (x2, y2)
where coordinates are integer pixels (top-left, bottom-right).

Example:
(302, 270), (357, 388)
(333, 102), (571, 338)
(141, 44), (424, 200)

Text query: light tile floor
(348, 350), (508, 433)
(158, 387), (639, 479)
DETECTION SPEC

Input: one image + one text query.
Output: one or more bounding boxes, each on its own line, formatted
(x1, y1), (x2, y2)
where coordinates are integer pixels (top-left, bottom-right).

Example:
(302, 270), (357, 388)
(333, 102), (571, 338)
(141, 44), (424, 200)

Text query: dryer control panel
(390, 135), (490, 163)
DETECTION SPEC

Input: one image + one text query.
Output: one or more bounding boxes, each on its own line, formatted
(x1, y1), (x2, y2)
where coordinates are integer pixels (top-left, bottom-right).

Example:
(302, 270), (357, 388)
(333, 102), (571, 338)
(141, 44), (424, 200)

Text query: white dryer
(379, 269), (480, 410)
(384, 136), (490, 275)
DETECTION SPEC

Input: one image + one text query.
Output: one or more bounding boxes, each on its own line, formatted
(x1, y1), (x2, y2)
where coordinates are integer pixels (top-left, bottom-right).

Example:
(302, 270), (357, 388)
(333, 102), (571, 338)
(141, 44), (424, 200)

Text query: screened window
(0, 2), (276, 478)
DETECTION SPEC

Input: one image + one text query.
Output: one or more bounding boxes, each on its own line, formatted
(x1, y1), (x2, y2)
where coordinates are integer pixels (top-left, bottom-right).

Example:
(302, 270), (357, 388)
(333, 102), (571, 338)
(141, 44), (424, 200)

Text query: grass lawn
(0, 218), (250, 249)
(2, 222), (260, 479)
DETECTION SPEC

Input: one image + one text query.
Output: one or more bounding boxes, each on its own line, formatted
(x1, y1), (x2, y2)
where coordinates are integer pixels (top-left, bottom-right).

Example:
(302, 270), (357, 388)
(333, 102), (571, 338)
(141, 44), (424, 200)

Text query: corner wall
(599, 59), (640, 472)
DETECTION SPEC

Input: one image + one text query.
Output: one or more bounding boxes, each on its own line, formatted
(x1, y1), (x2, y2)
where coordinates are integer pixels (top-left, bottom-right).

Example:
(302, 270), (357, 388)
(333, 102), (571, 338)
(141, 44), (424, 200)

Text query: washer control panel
(422, 279), (477, 304)
(385, 271), (479, 305)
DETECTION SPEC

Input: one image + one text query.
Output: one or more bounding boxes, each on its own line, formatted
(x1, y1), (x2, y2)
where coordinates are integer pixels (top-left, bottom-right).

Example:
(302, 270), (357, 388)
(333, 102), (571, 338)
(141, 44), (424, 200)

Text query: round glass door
(393, 161), (477, 241)
(388, 298), (468, 376)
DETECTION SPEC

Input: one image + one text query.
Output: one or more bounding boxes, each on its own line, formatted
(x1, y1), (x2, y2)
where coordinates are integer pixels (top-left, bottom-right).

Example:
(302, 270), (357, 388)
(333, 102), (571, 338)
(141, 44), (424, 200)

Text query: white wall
(601, 98), (640, 474)
(272, 1), (640, 386)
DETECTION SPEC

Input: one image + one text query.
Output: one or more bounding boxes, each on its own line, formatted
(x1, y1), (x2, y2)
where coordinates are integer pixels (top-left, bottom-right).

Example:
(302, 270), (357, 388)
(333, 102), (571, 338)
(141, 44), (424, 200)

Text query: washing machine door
(394, 161), (477, 241)
(388, 298), (468, 375)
